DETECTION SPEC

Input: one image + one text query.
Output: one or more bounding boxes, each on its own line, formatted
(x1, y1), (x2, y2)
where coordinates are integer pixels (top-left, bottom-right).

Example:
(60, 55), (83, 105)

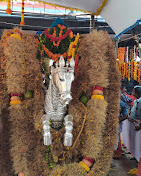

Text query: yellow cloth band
(91, 95), (104, 100)
(79, 161), (90, 172)
(37, 0), (108, 15)
(10, 100), (22, 105)
(10, 34), (21, 40)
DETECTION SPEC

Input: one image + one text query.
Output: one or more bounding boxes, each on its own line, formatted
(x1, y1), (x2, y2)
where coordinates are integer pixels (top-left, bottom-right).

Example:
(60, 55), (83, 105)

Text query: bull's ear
(59, 56), (65, 67)
(49, 59), (54, 67)
(55, 61), (59, 68)
(70, 57), (75, 68)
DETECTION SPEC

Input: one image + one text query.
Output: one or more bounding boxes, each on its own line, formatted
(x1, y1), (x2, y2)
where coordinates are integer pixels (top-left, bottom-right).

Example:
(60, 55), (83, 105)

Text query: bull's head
(51, 56), (75, 105)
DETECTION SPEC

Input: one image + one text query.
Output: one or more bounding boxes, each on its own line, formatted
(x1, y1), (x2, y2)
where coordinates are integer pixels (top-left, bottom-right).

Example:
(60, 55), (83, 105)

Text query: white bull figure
(42, 56), (75, 147)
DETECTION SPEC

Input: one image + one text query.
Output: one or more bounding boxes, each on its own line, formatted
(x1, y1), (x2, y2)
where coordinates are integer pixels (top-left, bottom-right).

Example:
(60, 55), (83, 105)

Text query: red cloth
(124, 92), (135, 106)
(83, 155), (95, 163)
(92, 86), (103, 92)
(114, 135), (121, 158)
(138, 158), (141, 176)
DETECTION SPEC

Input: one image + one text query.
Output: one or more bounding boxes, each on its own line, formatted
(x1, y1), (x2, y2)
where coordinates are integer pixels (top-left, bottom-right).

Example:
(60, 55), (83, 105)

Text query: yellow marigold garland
(68, 33), (80, 61)
(123, 62), (125, 79)
(126, 62), (128, 78)
(131, 60), (134, 78)
(79, 161), (90, 172)
(128, 61), (131, 81)
(138, 62), (141, 83)
(121, 63), (124, 79)
(134, 61), (137, 81)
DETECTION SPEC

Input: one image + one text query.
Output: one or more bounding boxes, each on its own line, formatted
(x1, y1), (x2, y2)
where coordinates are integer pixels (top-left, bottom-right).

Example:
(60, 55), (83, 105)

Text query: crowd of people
(115, 79), (141, 176)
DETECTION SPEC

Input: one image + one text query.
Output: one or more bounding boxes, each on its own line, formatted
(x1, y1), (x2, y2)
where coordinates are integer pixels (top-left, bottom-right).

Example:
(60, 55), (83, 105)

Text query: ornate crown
(51, 56), (75, 75)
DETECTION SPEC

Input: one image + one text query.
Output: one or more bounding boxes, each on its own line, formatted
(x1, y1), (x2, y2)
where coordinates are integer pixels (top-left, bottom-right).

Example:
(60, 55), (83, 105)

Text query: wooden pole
(90, 14), (95, 32)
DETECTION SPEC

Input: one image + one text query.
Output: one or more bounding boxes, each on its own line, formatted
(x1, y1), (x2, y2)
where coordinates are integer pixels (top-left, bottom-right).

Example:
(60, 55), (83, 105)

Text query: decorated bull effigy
(0, 18), (120, 176)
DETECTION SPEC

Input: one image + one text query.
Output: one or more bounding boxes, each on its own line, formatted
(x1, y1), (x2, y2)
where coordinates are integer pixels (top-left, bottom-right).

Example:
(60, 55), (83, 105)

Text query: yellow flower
(128, 168), (137, 175)
(79, 161), (90, 172)
(10, 34), (21, 40)
(10, 100), (22, 105)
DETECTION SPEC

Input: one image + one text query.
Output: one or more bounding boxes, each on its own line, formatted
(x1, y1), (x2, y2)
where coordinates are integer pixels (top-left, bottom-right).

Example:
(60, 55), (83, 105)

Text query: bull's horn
(59, 56), (65, 67)
(70, 57), (75, 68)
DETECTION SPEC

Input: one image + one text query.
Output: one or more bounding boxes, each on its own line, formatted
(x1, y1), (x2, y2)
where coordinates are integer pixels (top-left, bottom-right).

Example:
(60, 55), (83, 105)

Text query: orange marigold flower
(58, 24), (61, 28)
(69, 31), (73, 39)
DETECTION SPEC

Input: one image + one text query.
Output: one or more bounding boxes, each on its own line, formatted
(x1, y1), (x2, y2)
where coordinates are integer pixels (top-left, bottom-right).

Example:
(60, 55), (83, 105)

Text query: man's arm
(134, 121), (141, 131)
(119, 115), (128, 122)
(119, 101), (128, 122)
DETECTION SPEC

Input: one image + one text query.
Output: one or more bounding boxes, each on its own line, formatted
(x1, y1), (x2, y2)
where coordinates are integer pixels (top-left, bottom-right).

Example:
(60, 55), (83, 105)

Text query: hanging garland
(36, 24), (80, 76)
(67, 33), (80, 61)
(44, 27), (72, 42)
(138, 62), (141, 83)
(20, 0), (25, 26)
(118, 61), (141, 83)
(128, 61), (130, 81)
(125, 62), (128, 78)
(123, 62), (125, 79)
(131, 60), (134, 78)
(121, 63), (123, 79)
(42, 44), (68, 60)
(6, 0), (12, 14)
(134, 61), (137, 81)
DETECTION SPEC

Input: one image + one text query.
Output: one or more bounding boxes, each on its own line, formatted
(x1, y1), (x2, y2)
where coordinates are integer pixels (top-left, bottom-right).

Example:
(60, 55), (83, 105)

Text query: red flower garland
(74, 54), (79, 76)
(44, 28), (71, 42)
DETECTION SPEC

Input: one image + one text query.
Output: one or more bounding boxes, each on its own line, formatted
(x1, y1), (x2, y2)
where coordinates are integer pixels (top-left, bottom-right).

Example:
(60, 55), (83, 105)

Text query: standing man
(130, 86), (141, 120)
(120, 84), (132, 114)
(114, 100), (128, 158)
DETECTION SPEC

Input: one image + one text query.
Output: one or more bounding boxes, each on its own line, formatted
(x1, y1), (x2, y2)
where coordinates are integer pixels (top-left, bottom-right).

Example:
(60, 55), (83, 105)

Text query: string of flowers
(134, 61), (138, 81)
(138, 62), (141, 83)
(42, 44), (68, 61)
(123, 62), (125, 79)
(6, 0), (12, 14)
(131, 60), (134, 78)
(44, 27), (71, 42)
(20, 0), (25, 26)
(37, 34), (46, 69)
(128, 61), (130, 81)
(126, 62), (128, 78)
(121, 63), (124, 79)
(117, 58), (141, 83)
(52, 24), (72, 48)
(67, 33), (80, 61)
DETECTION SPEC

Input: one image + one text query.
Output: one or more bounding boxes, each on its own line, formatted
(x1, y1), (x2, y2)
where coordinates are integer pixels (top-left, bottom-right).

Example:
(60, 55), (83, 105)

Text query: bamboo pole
(90, 14), (95, 32)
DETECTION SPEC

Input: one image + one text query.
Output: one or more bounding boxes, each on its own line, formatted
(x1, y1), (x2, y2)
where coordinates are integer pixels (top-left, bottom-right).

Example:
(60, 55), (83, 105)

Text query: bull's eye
(59, 78), (64, 82)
